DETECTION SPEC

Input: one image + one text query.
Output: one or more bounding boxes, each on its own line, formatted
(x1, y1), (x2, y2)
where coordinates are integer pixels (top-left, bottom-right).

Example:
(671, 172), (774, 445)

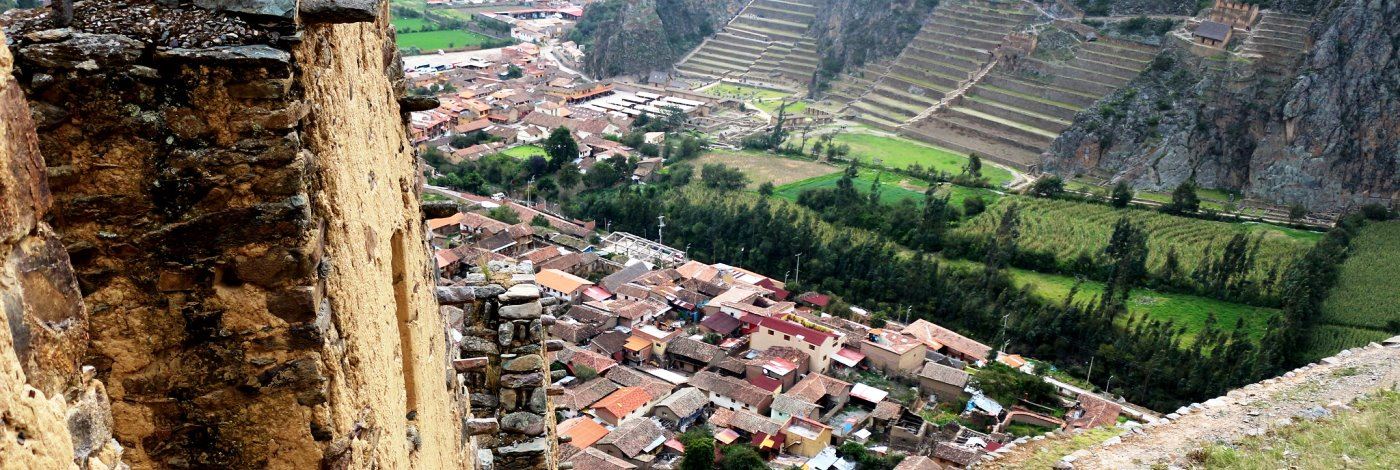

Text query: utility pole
(1085, 356), (1095, 387)
(526, 175), (535, 204)
(794, 252), (803, 286)
(657, 215), (666, 246)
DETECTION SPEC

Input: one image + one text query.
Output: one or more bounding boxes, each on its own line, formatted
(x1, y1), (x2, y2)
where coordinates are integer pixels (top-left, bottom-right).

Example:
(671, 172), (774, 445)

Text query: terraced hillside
(839, 1), (1038, 131)
(903, 35), (1158, 169)
(675, 0), (821, 87)
(1239, 11), (1311, 96)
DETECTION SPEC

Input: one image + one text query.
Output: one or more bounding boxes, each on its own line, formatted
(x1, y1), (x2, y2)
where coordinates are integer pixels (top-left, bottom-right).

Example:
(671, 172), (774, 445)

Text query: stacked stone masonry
(0, 1), (537, 468)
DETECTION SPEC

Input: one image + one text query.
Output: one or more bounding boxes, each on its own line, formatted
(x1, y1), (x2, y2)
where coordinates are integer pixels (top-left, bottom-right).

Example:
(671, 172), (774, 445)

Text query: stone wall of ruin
(0, 1), (501, 468)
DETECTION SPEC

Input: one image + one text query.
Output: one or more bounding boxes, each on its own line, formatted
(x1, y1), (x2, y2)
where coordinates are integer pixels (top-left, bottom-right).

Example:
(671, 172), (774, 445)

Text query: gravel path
(1071, 341), (1400, 469)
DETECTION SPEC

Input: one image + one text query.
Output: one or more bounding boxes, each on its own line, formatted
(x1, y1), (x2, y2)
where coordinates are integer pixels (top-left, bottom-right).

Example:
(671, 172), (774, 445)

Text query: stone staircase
(1239, 11), (1311, 96)
(902, 36), (1158, 170)
(837, 0), (1038, 131)
(674, 0), (820, 88)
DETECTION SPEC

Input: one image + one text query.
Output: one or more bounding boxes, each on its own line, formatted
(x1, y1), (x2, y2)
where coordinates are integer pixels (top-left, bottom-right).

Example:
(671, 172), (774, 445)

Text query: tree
(679, 427), (714, 470)
(1288, 203), (1308, 221)
(870, 311), (888, 328)
(963, 195), (987, 217)
(667, 163), (695, 186)
(758, 181), (775, 196)
(719, 445), (767, 470)
(503, 64), (523, 79)
(531, 214), (550, 227)
(964, 154), (983, 178)
(1166, 181), (1200, 214)
(486, 206), (520, 224)
(1028, 175), (1064, 198)
(1110, 182), (1134, 208)
(969, 363), (1058, 408)
(574, 364), (598, 381)
(586, 159), (621, 188)
(543, 127), (579, 170)
(557, 163), (581, 190)
(983, 203), (1022, 277)
(701, 163), (748, 191)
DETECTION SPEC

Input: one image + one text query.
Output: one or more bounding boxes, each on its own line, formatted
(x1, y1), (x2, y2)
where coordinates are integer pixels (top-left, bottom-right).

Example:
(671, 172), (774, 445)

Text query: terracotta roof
(520, 245), (564, 265)
(653, 387), (708, 418)
(595, 418), (666, 458)
(591, 331), (630, 356)
(902, 320), (991, 361)
(919, 361), (969, 388)
(613, 283), (654, 301)
(562, 345), (619, 374)
(565, 304), (614, 324)
(561, 378), (621, 410)
(710, 407), (781, 436)
(605, 366), (676, 399)
(871, 400), (902, 421)
(787, 374), (851, 404)
(558, 417), (610, 448)
(862, 328), (926, 355)
(427, 212), (468, 231)
(624, 336), (652, 352)
(933, 442), (981, 466)
(893, 455), (943, 470)
(700, 313), (742, 335)
(550, 318), (604, 343)
(710, 286), (763, 306)
(566, 447), (637, 470)
(1067, 392), (1122, 429)
(689, 371), (772, 408)
(538, 268), (593, 294)
(666, 337), (720, 363)
(997, 353), (1029, 369)
(594, 387), (652, 419)
(612, 298), (669, 321)
(538, 252), (599, 273)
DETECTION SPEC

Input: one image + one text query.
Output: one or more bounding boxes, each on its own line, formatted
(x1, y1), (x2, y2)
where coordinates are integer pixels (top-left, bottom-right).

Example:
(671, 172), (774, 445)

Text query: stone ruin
(0, 1), (557, 468)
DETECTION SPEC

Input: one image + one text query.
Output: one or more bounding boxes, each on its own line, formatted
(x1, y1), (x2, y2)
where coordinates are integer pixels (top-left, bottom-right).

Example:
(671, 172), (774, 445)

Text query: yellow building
(782, 415), (833, 458)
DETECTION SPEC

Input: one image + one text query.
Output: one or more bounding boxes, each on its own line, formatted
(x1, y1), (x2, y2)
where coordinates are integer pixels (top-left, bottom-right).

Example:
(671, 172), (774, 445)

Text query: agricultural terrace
(502, 145), (548, 160)
(1007, 268), (1277, 345)
(1313, 221), (1400, 352)
(774, 170), (930, 206)
(694, 151), (837, 189)
(790, 131), (1015, 187)
(955, 196), (1316, 282)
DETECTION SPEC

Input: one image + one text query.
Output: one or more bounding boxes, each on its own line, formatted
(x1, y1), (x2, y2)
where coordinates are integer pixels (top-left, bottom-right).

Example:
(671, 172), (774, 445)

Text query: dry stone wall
(0, 1), (521, 468)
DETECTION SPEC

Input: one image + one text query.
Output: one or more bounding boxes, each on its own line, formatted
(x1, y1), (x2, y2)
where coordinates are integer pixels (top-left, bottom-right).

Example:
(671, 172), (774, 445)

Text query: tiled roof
(593, 387), (652, 419)
(689, 371), (771, 408)
(1067, 392), (1122, 429)
(863, 328), (926, 355)
(595, 418), (666, 458)
(612, 298), (669, 321)
(709, 408), (781, 436)
(918, 361), (969, 388)
(787, 374), (851, 404)
(520, 245), (564, 265)
(561, 378), (620, 410)
(591, 331), (630, 356)
(933, 442), (981, 466)
(538, 268), (594, 294)
(770, 394), (819, 419)
(606, 366), (676, 399)
(700, 313), (742, 335)
(755, 346), (810, 370)
(613, 283), (653, 301)
(601, 263), (650, 292)
(558, 417), (610, 448)
(563, 345), (619, 374)
(1194, 20), (1231, 41)
(539, 252), (599, 273)
(565, 304), (614, 324)
(653, 387), (708, 418)
(666, 336), (720, 363)
(566, 447), (637, 470)
(871, 400), (902, 421)
(902, 320), (991, 361)
(893, 455), (943, 470)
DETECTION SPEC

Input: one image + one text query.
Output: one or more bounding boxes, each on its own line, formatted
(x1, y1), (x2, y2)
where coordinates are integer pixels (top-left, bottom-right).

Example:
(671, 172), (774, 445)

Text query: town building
(749, 315), (841, 373)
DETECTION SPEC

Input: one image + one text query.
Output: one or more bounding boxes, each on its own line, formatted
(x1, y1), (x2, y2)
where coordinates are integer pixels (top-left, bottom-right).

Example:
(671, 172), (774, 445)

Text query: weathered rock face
(0, 26), (123, 469)
(571, 0), (744, 78)
(3, 1), (480, 468)
(811, 0), (938, 75)
(1044, 0), (1398, 213)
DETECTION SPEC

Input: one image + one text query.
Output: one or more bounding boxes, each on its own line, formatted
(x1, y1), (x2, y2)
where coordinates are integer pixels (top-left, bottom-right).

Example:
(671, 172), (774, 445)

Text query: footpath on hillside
(985, 337), (1400, 469)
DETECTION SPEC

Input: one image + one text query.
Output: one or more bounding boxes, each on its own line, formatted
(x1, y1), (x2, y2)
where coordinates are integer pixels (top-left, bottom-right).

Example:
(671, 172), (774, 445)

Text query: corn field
(1319, 222), (1400, 331)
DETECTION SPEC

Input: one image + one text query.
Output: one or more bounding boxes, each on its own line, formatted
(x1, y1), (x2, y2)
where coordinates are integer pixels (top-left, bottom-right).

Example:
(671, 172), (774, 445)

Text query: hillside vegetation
(1193, 390), (1400, 469)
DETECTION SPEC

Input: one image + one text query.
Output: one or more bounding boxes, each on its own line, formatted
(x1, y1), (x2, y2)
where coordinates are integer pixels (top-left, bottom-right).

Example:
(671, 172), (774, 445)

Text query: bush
(486, 206), (520, 224)
(1028, 176), (1065, 199)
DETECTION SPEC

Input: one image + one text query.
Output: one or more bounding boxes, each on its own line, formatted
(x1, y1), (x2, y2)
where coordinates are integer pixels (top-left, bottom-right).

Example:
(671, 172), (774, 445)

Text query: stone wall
(438, 261), (559, 470)
(1, 27), (123, 469)
(2, 1), (487, 468)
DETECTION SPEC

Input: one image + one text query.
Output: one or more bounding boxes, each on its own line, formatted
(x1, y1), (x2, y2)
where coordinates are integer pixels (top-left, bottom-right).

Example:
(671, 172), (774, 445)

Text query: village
(426, 201), (1148, 470)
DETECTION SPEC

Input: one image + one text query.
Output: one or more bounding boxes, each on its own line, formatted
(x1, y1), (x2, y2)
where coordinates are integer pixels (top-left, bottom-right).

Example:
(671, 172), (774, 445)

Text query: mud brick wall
(439, 261), (559, 470)
(3, 1), (473, 468)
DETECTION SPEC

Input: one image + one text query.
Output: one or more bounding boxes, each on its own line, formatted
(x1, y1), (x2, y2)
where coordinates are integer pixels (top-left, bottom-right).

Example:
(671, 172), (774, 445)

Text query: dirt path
(1043, 340), (1400, 469)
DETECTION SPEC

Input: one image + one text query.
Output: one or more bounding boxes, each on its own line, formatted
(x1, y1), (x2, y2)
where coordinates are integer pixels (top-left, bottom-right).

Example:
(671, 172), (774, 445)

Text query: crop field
(791, 132), (1015, 187)
(774, 170), (928, 205)
(502, 145), (547, 160)
(1300, 325), (1392, 362)
(1318, 221), (1400, 331)
(397, 30), (494, 51)
(1008, 269), (1277, 345)
(392, 17), (433, 32)
(695, 151), (837, 189)
(955, 197), (1316, 281)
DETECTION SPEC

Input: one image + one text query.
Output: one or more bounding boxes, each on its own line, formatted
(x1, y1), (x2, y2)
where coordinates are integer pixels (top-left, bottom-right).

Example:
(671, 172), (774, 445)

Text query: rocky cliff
(0, 1), (543, 468)
(1044, 0), (1398, 213)
(811, 0), (939, 75)
(571, 0), (744, 78)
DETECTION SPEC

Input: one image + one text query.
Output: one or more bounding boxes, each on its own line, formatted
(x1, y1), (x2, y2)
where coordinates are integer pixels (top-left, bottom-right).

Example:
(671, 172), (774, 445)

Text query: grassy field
(774, 170), (928, 206)
(1192, 390), (1400, 469)
(392, 17), (433, 32)
(792, 132), (1016, 187)
(695, 151), (838, 189)
(1008, 268), (1278, 344)
(397, 29), (495, 51)
(1319, 222), (1400, 331)
(704, 83), (792, 101)
(502, 145), (547, 160)
(752, 99), (809, 115)
(955, 196), (1316, 283)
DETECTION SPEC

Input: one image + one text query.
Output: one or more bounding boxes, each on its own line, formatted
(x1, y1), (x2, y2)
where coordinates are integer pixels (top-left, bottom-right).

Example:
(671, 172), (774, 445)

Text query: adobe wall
(3, 1), (479, 468)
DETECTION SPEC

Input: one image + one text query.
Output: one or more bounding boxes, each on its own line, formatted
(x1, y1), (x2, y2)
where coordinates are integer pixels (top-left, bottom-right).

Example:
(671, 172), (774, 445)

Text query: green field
(1301, 325), (1392, 362)
(795, 132), (1015, 187)
(704, 83), (792, 101)
(773, 170), (928, 206)
(1008, 268), (1278, 344)
(753, 99), (809, 115)
(1318, 221), (1400, 333)
(392, 17), (433, 32)
(502, 145), (547, 160)
(955, 196), (1316, 283)
(397, 30), (494, 51)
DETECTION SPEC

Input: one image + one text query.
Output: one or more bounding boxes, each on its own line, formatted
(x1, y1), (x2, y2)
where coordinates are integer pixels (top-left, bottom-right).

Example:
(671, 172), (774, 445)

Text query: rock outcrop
(1044, 0), (1397, 213)
(0, 1), (526, 468)
(811, 0), (939, 77)
(570, 0), (745, 78)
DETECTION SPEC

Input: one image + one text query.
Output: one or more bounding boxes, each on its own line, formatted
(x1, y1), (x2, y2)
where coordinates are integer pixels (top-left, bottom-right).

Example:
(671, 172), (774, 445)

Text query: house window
(784, 334), (791, 341)
(768, 330), (774, 336)
(809, 344), (815, 351)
